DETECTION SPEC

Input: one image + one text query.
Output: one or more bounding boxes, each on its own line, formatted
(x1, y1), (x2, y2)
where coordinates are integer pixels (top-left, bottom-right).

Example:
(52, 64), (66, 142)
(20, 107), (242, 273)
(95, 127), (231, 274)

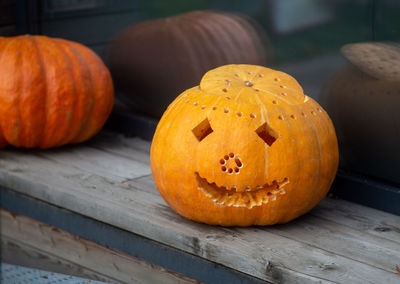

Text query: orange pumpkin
(151, 64), (338, 226)
(0, 35), (114, 148)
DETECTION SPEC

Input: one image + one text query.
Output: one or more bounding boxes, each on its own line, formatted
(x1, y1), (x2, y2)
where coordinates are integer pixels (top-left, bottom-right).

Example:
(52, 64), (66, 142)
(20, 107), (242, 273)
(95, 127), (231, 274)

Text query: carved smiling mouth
(195, 173), (289, 208)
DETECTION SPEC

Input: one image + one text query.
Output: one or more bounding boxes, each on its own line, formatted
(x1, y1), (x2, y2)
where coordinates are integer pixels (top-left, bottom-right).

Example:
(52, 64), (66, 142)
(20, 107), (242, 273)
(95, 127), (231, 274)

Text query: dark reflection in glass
(104, 10), (272, 118)
(320, 42), (400, 183)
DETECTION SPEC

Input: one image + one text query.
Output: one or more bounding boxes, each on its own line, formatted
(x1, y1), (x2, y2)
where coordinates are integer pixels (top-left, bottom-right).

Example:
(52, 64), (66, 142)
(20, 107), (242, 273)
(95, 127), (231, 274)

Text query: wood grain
(1, 133), (400, 283)
(1, 209), (200, 284)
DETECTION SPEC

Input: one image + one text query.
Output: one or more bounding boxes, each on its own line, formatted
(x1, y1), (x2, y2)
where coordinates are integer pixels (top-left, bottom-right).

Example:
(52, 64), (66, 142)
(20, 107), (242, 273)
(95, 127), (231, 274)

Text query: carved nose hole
(220, 154), (242, 173)
(255, 122), (279, 146)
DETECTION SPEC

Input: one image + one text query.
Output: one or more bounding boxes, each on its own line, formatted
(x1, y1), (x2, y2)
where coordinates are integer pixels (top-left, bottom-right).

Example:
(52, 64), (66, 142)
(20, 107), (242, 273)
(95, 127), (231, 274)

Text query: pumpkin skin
(0, 35), (114, 148)
(151, 64), (338, 226)
(106, 10), (270, 118)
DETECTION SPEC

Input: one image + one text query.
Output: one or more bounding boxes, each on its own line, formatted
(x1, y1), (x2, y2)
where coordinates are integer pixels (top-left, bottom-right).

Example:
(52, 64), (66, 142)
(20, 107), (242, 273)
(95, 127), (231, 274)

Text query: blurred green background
(1, 0), (399, 64)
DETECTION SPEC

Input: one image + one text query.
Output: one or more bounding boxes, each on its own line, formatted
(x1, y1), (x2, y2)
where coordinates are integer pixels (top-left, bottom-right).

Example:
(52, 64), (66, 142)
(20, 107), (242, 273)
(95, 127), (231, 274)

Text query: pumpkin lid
(199, 64), (305, 105)
(341, 42), (400, 81)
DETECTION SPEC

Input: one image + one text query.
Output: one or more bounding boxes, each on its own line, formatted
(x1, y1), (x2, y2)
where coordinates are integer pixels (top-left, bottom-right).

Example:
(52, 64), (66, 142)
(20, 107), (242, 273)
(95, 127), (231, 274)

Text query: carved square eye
(192, 118), (213, 141)
(255, 122), (279, 146)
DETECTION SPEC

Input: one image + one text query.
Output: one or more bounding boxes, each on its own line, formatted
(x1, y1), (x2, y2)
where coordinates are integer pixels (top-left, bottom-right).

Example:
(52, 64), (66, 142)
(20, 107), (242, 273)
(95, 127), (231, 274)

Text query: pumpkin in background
(151, 64), (338, 226)
(106, 10), (271, 118)
(0, 35), (114, 148)
(321, 42), (400, 184)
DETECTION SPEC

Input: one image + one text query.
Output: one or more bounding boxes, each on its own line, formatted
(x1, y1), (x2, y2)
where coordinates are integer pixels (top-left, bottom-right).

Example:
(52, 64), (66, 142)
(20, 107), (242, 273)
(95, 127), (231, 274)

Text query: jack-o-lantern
(151, 64), (338, 226)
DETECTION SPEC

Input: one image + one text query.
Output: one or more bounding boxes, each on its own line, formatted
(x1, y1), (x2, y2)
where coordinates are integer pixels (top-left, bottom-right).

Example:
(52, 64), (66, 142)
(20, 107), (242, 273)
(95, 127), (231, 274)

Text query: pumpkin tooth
(241, 192), (250, 204)
(254, 191), (264, 205)
(196, 172), (289, 207)
(226, 194), (238, 206)
(262, 194), (269, 204)
(279, 177), (290, 188)
(248, 192), (259, 207)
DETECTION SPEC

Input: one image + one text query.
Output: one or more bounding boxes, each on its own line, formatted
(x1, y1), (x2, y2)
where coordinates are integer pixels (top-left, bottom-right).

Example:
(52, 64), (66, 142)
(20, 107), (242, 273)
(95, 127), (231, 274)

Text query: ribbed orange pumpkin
(151, 64), (339, 226)
(0, 35), (114, 148)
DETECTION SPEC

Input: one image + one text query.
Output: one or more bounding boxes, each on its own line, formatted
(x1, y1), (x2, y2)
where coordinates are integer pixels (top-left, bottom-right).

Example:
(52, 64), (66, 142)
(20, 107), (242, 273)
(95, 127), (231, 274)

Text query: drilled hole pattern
(183, 72), (321, 122)
(220, 153), (243, 174)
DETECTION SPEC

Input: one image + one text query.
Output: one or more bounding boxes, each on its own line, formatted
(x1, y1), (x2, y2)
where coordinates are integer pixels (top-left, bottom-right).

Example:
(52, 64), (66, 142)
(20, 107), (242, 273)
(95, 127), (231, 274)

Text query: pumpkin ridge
(195, 13), (236, 63)
(31, 36), (52, 148)
(14, 39), (23, 146)
(51, 38), (79, 146)
(253, 88), (271, 180)
(65, 42), (96, 143)
(170, 16), (201, 83)
(54, 39), (94, 145)
(300, 101), (323, 211)
(178, 15), (210, 72)
(0, 37), (20, 146)
(27, 36), (48, 147)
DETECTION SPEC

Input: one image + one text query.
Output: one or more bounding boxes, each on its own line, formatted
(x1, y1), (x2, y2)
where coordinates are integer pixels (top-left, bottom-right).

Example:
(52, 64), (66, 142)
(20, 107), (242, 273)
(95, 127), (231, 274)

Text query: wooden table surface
(1, 131), (399, 283)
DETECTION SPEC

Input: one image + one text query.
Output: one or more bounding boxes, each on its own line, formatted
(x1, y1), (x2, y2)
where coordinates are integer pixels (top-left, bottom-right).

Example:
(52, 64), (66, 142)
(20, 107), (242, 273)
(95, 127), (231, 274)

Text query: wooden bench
(1, 131), (399, 283)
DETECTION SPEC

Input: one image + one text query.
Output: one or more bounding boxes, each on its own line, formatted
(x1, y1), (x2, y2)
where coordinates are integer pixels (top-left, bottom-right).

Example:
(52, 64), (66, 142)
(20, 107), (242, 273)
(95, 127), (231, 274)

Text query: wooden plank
(1, 153), (400, 283)
(1, 188), (268, 284)
(35, 145), (151, 181)
(265, 215), (400, 273)
(87, 132), (151, 165)
(131, 176), (400, 275)
(2, 237), (117, 284)
(1, 209), (200, 284)
(1, 146), (400, 283)
(311, 198), (400, 244)
(131, 174), (400, 245)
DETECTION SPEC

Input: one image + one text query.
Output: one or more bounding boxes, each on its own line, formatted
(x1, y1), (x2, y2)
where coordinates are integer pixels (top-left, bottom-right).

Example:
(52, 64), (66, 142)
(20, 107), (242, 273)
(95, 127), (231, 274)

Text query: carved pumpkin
(106, 10), (270, 118)
(0, 35), (114, 148)
(151, 64), (339, 226)
(321, 42), (400, 183)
